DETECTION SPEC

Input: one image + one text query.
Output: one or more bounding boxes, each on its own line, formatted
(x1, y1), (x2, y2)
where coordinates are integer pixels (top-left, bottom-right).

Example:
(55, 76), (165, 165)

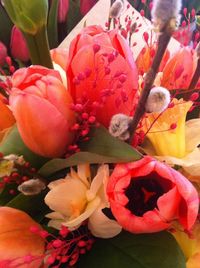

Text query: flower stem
(128, 31), (172, 143)
(23, 26), (53, 69)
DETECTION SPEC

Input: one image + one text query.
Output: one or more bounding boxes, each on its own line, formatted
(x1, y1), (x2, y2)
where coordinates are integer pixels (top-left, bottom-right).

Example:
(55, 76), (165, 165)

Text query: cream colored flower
(141, 98), (200, 181)
(44, 164), (122, 238)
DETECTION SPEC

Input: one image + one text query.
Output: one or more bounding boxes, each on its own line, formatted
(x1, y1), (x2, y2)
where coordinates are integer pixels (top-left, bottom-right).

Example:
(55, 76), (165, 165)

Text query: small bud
(109, 0), (124, 19)
(109, 113), (132, 141)
(18, 179), (46, 195)
(151, 0), (182, 32)
(145, 86), (170, 113)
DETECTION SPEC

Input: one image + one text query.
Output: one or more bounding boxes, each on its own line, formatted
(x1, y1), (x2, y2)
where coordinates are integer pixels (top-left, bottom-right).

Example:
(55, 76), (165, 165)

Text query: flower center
(125, 173), (170, 217)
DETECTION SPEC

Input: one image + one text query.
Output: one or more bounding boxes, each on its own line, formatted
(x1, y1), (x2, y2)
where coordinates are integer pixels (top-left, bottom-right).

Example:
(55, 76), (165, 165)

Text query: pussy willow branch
(128, 29), (172, 143)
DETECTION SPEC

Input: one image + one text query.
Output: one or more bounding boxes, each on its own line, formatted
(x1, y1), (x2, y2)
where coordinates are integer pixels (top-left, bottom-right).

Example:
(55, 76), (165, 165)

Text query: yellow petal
(45, 178), (88, 218)
(186, 119), (200, 153)
(45, 211), (65, 220)
(77, 164), (91, 187)
(143, 99), (192, 158)
(63, 197), (101, 229)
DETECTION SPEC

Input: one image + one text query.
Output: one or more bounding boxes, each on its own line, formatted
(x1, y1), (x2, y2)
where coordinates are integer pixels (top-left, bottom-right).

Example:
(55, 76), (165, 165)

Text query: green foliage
(0, 126), (48, 168)
(78, 231), (186, 268)
(47, 0), (59, 48)
(39, 127), (142, 177)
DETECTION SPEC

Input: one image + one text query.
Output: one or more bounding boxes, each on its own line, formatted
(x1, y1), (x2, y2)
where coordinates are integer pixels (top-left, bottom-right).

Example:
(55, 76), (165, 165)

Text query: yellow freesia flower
(142, 98), (200, 181)
(44, 164), (121, 238)
(173, 224), (200, 268)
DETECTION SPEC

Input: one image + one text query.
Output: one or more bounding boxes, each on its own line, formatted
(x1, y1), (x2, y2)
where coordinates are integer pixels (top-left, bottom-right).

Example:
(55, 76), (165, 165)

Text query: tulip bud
(109, 113), (132, 141)
(145, 86), (171, 113)
(10, 26), (29, 62)
(151, 0), (182, 32)
(58, 0), (69, 23)
(2, 0), (48, 35)
(0, 41), (7, 66)
(80, 0), (98, 16)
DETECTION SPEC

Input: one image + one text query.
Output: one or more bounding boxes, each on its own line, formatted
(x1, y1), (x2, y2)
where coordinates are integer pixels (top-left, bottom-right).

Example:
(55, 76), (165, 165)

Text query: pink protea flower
(9, 66), (76, 158)
(107, 156), (199, 234)
(66, 25), (139, 127)
(10, 26), (30, 62)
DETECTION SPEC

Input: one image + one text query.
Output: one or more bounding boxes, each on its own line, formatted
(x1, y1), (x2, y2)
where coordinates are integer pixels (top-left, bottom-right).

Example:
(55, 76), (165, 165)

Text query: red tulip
(107, 156), (199, 234)
(0, 207), (45, 267)
(67, 25), (138, 127)
(9, 66), (75, 158)
(58, 0), (69, 23)
(0, 41), (7, 66)
(10, 26), (30, 62)
(80, 0), (98, 15)
(161, 47), (198, 89)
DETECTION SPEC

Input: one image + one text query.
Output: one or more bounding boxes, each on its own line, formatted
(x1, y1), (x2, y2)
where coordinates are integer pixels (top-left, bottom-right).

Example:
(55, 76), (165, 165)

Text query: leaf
(6, 191), (49, 222)
(47, 0), (59, 48)
(0, 4), (13, 46)
(78, 231), (186, 268)
(0, 184), (18, 205)
(0, 125), (49, 168)
(66, 0), (82, 34)
(39, 127), (142, 177)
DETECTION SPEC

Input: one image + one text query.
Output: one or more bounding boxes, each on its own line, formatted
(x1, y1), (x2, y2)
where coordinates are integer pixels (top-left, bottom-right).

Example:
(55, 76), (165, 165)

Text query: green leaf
(0, 125), (49, 168)
(0, 184), (18, 205)
(39, 127), (142, 177)
(6, 191), (49, 222)
(47, 0), (59, 48)
(0, 4), (13, 46)
(78, 231), (186, 268)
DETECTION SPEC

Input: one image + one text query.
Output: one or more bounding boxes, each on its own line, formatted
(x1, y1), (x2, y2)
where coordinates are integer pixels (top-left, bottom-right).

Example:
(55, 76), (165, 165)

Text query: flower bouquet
(0, 0), (200, 267)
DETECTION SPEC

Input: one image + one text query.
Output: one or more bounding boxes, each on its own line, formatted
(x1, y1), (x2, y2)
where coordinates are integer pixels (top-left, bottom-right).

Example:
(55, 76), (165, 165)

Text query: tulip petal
(185, 119), (200, 153)
(10, 92), (73, 157)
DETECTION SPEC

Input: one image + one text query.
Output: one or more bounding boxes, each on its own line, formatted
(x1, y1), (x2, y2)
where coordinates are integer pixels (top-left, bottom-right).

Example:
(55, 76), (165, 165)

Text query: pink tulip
(9, 66), (76, 158)
(67, 25), (138, 127)
(107, 156), (199, 234)
(58, 0), (69, 23)
(10, 26), (30, 62)
(0, 41), (7, 66)
(80, 0), (98, 15)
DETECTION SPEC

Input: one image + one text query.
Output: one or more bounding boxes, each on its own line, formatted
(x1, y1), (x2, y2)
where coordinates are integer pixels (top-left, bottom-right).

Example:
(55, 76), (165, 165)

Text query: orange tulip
(0, 207), (45, 268)
(9, 66), (75, 158)
(136, 43), (170, 75)
(161, 47), (198, 89)
(51, 47), (68, 70)
(0, 94), (15, 142)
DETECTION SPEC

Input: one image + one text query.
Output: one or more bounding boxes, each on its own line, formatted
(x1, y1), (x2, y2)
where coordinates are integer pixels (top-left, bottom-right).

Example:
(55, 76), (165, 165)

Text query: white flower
(44, 164), (122, 238)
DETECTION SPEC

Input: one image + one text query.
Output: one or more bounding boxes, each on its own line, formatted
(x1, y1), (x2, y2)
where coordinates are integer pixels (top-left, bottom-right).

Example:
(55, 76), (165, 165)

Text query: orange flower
(136, 43), (170, 75)
(0, 207), (45, 267)
(9, 66), (76, 158)
(0, 94), (15, 142)
(161, 47), (199, 89)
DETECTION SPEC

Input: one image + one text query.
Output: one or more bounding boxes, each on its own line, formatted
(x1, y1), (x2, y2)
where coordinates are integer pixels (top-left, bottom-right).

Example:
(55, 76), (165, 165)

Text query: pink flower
(10, 26), (30, 62)
(58, 0), (69, 23)
(80, 0), (98, 15)
(9, 66), (75, 158)
(107, 156), (199, 234)
(0, 41), (7, 66)
(67, 25), (138, 127)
